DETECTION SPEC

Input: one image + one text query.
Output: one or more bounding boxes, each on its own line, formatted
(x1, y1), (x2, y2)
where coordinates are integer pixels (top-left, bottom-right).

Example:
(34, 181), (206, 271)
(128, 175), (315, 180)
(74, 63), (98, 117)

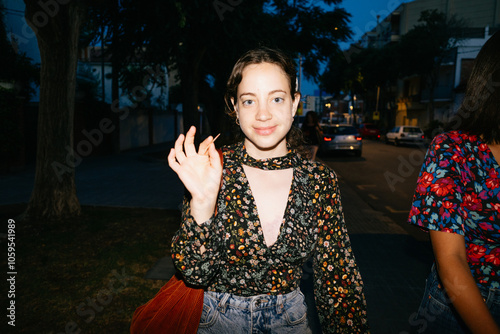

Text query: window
(403, 127), (422, 133)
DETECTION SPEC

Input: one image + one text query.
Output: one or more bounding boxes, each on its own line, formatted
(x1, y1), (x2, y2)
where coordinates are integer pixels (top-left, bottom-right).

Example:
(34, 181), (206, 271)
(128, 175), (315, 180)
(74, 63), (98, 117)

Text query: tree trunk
(111, 0), (121, 153)
(181, 70), (200, 133)
(23, 0), (86, 220)
(427, 65), (440, 124)
(180, 47), (206, 135)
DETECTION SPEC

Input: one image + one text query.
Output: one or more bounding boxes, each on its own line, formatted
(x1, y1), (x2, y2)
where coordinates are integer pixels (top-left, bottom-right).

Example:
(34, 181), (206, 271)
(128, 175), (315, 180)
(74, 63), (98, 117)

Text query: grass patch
(1, 204), (181, 333)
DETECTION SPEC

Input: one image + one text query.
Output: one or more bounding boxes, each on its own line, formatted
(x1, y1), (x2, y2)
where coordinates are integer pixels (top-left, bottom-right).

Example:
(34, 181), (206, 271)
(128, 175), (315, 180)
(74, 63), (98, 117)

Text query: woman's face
(232, 62), (300, 159)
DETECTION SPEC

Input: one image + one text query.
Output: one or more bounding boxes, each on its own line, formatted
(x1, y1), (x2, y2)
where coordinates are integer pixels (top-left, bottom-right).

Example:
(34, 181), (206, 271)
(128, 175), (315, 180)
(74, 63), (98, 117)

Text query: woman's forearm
(436, 255), (500, 333)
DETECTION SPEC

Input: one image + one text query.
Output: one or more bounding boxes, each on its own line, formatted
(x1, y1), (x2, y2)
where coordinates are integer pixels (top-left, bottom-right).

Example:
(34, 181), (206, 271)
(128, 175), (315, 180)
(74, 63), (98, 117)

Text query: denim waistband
(431, 263), (500, 304)
(205, 289), (302, 314)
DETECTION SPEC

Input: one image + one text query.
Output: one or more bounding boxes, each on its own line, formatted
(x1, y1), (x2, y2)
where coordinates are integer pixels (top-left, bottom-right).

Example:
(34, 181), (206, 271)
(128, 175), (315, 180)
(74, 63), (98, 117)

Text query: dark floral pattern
(171, 142), (369, 333)
(409, 131), (500, 288)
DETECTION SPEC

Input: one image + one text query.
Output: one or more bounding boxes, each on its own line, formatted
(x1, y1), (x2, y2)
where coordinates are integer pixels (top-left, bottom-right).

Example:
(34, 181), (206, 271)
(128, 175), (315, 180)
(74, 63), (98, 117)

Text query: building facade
(357, 0), (500, 129)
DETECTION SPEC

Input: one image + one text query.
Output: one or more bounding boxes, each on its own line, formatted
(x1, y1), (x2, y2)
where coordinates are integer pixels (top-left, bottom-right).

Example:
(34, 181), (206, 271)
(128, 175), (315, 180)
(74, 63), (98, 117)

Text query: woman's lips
(254, 126), (277, 136)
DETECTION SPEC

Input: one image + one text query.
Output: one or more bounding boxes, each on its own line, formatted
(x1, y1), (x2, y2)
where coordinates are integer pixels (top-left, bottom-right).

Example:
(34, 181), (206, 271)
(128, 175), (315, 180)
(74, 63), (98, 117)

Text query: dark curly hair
(224, 47), (309, 156)
(452, 31), (500, 144)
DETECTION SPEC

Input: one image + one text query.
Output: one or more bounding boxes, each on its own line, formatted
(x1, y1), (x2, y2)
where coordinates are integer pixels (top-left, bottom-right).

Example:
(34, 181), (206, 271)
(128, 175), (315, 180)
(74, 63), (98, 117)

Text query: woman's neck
(244, 139), (288, 160)
(487, 143), (500, 164)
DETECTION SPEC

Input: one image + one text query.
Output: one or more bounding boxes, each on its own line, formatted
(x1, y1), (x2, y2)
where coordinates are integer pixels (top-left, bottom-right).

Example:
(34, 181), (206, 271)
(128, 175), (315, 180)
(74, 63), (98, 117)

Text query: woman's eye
(273, 97), (284, 103)
(242, 100), (254, 106)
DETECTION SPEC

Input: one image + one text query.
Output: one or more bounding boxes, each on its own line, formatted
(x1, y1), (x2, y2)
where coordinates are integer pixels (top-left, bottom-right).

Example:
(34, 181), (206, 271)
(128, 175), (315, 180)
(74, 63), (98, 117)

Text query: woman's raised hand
(168, 126), (223, 224)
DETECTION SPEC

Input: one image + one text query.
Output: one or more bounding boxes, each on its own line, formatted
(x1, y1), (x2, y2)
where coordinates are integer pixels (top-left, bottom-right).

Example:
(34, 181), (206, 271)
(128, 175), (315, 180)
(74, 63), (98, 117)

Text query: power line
(1, 7), (25, 17)
(1, 7), (24, 14)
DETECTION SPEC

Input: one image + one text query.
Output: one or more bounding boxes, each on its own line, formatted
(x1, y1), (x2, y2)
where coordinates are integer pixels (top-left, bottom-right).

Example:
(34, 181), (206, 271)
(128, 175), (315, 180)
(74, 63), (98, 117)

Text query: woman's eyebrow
(239, 90), (287, 98)
(239, 92), (256, 98)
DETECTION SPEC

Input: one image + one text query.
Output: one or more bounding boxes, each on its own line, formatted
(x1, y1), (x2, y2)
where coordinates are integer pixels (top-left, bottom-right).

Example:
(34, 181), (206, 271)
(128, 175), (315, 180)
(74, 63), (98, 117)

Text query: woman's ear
(292, 93), (301, 117)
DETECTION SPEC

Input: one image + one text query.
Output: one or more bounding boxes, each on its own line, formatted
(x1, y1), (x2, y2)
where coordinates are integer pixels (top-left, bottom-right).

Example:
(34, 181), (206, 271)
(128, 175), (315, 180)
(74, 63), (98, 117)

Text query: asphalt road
(319, 139), (430, 242)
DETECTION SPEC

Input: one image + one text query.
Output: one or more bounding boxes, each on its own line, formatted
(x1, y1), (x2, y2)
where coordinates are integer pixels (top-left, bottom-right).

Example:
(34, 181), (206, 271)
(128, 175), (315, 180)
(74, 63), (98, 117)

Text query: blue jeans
(410, 264), (500, 333)
(197, 288), (312, 334)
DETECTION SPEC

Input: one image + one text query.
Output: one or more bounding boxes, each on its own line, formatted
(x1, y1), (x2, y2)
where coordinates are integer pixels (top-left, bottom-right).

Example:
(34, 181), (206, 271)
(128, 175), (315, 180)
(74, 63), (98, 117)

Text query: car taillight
(377, 134), (381, 139)
(356, 136), (362, 141)
(421, 135), (425, 139)
(324, 137), (332, 141)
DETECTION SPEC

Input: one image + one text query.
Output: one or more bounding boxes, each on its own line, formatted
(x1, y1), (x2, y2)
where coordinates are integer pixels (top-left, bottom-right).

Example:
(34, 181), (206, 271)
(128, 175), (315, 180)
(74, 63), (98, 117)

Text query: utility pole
(298, 54), (302, 92)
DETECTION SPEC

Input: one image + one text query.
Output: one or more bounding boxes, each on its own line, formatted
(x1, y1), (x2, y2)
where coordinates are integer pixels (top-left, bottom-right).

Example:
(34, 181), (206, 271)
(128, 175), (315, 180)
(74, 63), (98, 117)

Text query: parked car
(385, 126), (425, 146)
(358, 123), (381, 139)
(319, 124), (362, 157)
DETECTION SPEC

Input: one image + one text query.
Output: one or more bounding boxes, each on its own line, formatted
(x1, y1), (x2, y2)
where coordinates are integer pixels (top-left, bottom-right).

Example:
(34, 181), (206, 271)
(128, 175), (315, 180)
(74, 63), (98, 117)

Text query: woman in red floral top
(168, 47), (369, 333)
(408, 31), (500, 334)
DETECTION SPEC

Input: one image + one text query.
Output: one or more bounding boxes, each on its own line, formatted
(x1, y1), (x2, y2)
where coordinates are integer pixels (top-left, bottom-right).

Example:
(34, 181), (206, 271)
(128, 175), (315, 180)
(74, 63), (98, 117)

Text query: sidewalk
(337, 171), (433, 334)
(0, 143), (433, 334)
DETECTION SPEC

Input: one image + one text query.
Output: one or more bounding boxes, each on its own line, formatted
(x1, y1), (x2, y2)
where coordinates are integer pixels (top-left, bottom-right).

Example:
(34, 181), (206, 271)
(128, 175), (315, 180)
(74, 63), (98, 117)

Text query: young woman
(168, 47), (369, 333)
(302, 110), (323, 160)
(408, 31), (500, 334)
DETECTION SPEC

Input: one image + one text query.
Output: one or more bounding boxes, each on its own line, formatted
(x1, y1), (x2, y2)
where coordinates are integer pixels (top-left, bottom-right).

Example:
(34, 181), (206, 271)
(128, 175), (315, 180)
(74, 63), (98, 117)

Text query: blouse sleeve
(408, 133), (465, 234)
(171, 197), (221, 286)
(313, 168), (370, 333)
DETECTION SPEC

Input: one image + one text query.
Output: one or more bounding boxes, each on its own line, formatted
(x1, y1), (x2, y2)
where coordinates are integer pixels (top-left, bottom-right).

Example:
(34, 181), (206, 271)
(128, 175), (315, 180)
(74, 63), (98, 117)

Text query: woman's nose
(256, 105), (272, 121)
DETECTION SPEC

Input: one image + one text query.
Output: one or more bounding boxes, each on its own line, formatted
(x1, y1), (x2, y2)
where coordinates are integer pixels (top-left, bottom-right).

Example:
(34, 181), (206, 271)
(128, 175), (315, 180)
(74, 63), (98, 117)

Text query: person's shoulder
(430, 130), (478, 153)
(432, 130), (476, 145)
(296, 155), (337, 180)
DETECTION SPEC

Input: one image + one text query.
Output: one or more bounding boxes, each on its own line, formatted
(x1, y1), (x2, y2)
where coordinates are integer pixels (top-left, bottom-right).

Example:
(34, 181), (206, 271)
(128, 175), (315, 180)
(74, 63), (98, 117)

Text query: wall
(119, 110), (176, 151)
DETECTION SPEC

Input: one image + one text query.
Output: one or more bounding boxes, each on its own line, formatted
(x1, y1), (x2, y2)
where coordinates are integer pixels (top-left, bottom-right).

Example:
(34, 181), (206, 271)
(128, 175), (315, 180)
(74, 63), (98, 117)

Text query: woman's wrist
(190, 197), (217, 225)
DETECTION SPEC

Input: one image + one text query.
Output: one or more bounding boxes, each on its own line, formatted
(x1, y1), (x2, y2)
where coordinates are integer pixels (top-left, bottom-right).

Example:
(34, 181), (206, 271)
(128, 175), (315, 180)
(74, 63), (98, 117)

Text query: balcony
(398, 95), (425, 111)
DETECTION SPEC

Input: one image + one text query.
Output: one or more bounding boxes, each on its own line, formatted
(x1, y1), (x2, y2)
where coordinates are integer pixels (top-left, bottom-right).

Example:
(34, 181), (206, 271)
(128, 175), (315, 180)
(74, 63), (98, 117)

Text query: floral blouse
(408, 131), (500, 288)
(171, 142), (369, 333)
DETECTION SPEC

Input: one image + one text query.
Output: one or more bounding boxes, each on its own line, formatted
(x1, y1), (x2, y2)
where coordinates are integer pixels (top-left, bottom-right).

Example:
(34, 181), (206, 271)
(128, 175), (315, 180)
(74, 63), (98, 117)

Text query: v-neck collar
(241, 165), (295, 249)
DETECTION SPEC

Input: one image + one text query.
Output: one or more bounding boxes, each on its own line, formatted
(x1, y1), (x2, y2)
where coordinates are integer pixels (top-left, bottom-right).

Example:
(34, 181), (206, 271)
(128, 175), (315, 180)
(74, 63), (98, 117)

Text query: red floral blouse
(409, 131), (500, 289)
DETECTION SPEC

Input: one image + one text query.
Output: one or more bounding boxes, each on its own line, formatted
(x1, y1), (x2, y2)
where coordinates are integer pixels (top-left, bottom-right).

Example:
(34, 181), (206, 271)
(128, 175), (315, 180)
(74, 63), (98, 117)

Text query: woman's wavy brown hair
(453, 31), (500, 144)
(224, 47), (309, 157)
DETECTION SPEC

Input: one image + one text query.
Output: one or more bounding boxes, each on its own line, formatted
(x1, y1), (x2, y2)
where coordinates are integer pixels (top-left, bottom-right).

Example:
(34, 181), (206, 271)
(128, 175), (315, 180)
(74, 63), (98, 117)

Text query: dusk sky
(300, 0), (413, 96)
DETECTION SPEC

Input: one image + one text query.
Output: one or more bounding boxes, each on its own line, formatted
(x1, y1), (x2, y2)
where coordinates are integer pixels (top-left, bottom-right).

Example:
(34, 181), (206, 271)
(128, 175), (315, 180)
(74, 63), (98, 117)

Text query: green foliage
(321, 42), (399, 98)
(85, 1), (352, 131)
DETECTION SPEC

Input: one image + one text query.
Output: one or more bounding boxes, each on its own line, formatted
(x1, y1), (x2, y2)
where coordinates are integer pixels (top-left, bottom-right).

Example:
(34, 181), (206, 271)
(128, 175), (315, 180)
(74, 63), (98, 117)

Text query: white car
(385, 126), (424, 146)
